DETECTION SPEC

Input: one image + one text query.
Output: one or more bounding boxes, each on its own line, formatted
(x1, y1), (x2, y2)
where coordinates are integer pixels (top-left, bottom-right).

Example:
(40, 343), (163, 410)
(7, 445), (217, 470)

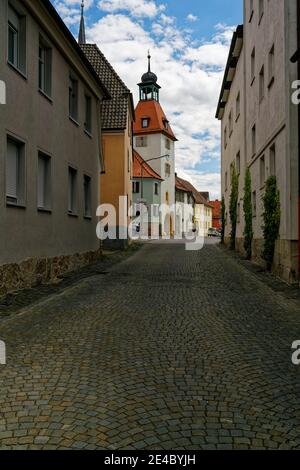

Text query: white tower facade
(133, 53), (177, 235)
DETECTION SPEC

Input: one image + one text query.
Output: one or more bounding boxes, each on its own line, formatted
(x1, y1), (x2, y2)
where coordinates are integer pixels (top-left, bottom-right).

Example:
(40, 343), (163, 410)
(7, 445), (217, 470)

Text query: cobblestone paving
(1, 242), (300, 450)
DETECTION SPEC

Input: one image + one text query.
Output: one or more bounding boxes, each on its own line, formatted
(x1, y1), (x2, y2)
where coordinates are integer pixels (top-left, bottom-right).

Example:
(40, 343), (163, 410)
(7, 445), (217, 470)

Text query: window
(84, 95), (92, 134)
(127, 150), (131, 173)
(68, 167), (78, 215)
(165, 138), (171, 150)
(8, 4), (26, 74)
(224, 127), (227, 148)
(154, 183), (159, 195)
(249, 0), (254, 22)
(258, 0), (264, 23)
(6, 137), (25, 206)
(136, 136), (147, 147)
(225, 171), (228, 191)
(141, 118), (149, 128)
(132, 181), (140, 194)
(84, 175), (92, 218)
(39, 38), (52, 97)
(269, 144), (276, 176)
(251, 124), (256, 157)
(236, 92), (240, 120)
(236, 151), (241, 175)
(38, 152), (51, 210)
(165, 163), (171, 178)
(251, 48), (256, 84)
(229, 111), (233, 136)
(163, 119), (169, 129)
(252, 191), (257, 217)
(69, 75), (78, 121)
(260, 155), (265, 187)
(259, 65), (265, 101)
(268, 44), (275, 87)
(237, 202), (241, 224)
(152, 205), (159, 218)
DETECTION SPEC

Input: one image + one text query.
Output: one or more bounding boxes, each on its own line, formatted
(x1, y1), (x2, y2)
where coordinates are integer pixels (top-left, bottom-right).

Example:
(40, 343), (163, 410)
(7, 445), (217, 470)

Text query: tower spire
(78, 1), (86, 45)
(148, 50), (151, 73)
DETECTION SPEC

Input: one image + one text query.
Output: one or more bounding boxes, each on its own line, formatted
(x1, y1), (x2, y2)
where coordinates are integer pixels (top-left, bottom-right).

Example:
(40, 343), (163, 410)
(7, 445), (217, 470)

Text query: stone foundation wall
(0, 249), (102, 299)
(224, 236), (299, 284)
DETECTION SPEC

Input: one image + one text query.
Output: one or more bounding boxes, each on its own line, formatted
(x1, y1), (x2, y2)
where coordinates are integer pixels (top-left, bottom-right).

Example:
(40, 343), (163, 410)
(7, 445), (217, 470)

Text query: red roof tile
(133, 100), (177, 141)
(133, 150), (163, 181)
(175, 176), (213, 207)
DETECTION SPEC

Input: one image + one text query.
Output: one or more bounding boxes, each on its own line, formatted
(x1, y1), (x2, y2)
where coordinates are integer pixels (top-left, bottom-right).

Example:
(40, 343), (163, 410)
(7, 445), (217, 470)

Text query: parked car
(208, 228), (221, 237)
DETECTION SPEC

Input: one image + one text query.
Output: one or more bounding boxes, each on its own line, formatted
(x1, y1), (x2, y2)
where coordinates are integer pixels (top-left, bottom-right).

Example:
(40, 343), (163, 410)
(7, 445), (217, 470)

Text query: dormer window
(163, 119), (169, 129)
(142, 118), (150, 128)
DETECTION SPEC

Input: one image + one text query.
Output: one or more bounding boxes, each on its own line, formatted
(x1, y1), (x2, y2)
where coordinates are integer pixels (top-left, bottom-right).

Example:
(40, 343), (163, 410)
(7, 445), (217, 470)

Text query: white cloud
(98, 0), (165, 18)
(187, 14), (198, 22)
(52, 0), (235, 199)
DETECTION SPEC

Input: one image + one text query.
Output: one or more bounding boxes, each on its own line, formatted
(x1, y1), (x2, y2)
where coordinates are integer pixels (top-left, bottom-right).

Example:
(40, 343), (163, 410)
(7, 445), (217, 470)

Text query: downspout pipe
(291, 2), (300, 283)
(298, 2), (300, 283)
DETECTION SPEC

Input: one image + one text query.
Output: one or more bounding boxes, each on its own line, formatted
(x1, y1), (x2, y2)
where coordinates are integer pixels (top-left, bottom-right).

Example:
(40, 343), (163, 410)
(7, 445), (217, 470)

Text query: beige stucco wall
(0, 0), (103, 270)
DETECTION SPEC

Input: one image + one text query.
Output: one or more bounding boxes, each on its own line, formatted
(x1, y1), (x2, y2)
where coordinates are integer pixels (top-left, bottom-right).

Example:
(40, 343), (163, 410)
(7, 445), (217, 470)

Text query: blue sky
(53, 0), (243, 198)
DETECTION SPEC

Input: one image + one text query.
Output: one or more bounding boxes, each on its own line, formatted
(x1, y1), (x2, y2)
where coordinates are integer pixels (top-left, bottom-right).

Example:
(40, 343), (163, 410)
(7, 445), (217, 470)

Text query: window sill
(84, 215), (92, 220)
(39, 89), (53, 103)
(6, 201), (26, 209)
(249, 11), (254, 23)
(258, 13), (264, 26)
(69, 116), (79, 127)
(7, 61), (27, 80)
(38, 207), (52, 214)
(68, 212), (79, 218)
(235, 113), (240, 123)
(84, 129), (92, 139)
(250, 76), (255, 87)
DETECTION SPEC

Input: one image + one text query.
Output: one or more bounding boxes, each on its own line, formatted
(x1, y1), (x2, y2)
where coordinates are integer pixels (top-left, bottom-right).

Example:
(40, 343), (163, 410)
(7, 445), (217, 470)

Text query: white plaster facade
(134, 133), (175, 235)
(217, 0), (299, 283)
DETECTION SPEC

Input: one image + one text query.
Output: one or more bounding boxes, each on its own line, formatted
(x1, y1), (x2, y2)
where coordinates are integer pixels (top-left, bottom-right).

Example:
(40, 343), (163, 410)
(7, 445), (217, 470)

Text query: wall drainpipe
(292, 2), (300, 284)
(297, 1), (300, 285)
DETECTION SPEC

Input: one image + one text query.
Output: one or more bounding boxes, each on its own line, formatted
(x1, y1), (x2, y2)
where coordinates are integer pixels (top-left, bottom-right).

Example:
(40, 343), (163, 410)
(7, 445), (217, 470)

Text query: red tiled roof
(133, 150), (163, 181)
(133, 100), (177, 141)
(175, 176), (213, 208)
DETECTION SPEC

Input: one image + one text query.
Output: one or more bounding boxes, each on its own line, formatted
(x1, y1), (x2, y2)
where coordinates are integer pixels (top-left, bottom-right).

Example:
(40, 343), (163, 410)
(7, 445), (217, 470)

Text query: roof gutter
(216, 25), (244, 120)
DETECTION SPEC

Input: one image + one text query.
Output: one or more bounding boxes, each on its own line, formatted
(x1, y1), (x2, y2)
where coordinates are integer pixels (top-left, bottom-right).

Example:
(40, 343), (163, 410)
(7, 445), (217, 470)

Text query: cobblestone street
(1, 242), (300, 450)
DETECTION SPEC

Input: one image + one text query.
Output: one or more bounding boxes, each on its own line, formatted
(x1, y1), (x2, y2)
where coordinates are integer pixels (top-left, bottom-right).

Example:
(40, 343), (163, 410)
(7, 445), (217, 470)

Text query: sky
(52, 0), (243, 199)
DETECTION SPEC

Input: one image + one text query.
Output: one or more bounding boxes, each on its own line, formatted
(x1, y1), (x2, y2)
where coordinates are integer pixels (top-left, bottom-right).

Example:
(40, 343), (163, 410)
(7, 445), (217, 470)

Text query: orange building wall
(100, 121), (133, 227)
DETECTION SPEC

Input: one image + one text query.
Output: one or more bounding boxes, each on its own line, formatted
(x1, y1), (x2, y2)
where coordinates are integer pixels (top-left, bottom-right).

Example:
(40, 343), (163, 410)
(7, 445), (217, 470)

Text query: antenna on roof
(147, 50), (151, 72)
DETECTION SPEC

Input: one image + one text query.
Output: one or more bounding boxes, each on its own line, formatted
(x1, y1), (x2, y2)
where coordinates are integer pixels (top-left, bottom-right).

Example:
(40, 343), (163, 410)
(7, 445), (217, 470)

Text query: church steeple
(78, 1), (86, 45)
(138, 51), (161, 102)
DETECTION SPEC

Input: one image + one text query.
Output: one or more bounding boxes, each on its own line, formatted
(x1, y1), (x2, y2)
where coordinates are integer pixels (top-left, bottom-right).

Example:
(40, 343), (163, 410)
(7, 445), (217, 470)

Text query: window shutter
(6, 141), (18, 199)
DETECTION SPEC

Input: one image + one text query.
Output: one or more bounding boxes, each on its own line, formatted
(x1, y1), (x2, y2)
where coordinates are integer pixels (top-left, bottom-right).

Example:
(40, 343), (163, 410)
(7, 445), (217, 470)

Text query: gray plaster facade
(0, 0), (108, 295)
